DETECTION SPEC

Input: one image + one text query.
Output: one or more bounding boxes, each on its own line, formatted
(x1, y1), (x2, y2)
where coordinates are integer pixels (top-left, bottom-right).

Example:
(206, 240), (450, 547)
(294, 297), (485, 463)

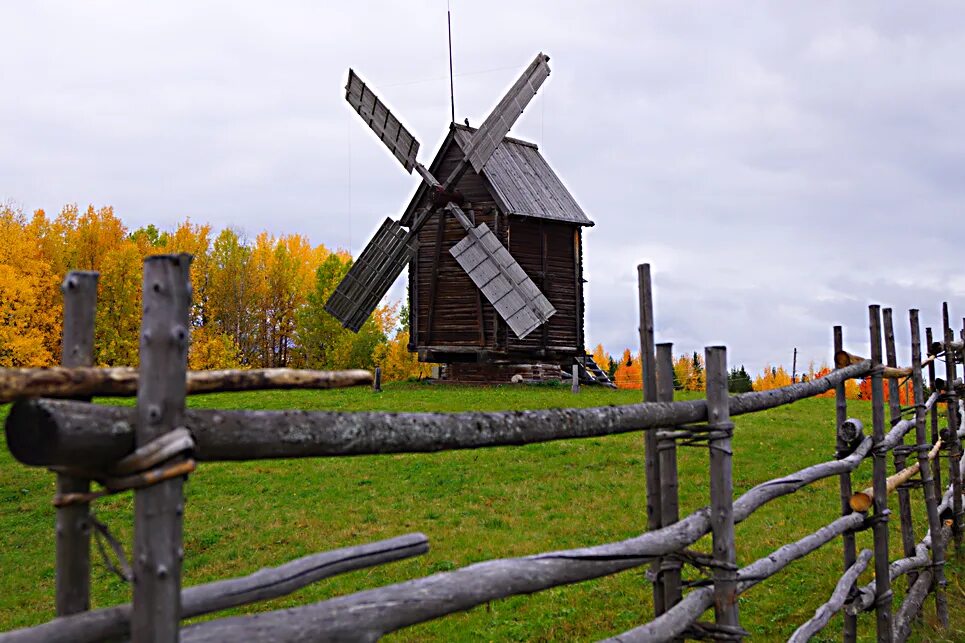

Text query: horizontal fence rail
(6, 360), (872, 470)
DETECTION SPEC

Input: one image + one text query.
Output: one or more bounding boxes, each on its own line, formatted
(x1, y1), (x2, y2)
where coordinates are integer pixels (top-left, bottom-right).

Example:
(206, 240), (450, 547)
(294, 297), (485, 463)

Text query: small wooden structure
(401, 124), (593, 382)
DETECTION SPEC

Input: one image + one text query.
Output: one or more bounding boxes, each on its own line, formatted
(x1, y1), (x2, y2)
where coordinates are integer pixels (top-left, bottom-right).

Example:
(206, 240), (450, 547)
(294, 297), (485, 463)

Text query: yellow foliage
(189, 325), (242, 370)
(591, 343), (610, 372)
(613, 348), (642, 390)
(754, 364), (793, 391)
(373, 330), (431, 382)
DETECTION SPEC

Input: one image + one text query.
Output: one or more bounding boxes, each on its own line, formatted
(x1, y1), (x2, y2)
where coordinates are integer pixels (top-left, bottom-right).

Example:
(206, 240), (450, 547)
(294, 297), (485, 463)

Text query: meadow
(1, 383), (963, 641)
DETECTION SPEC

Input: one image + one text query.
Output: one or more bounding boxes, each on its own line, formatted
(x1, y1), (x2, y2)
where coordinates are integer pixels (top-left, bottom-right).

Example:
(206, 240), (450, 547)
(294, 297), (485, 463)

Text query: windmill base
(440, 362), (564, 385)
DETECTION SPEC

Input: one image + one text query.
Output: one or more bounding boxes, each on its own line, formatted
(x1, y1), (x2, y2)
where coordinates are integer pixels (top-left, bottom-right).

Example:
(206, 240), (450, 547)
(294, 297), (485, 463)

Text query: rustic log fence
(2, 255), (964, 641)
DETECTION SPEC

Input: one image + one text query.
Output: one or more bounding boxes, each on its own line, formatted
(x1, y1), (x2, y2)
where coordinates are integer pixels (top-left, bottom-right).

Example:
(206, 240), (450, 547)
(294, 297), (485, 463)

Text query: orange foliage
(613, 348), (643, 390)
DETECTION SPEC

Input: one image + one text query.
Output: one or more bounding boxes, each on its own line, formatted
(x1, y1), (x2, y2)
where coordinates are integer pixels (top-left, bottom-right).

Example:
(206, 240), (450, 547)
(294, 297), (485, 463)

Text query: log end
(849, 493), (872, 513)
(5, 399), (59, 466)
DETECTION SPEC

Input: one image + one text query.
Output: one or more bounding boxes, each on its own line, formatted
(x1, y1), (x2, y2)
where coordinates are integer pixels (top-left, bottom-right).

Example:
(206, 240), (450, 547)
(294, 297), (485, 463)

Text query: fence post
(571, 364), (580, 393)
(942, 303), (963, 551)
(869, 305), (894, 643)
(131, 254), (192, 642)
(655, 342), (682, 619)
(637, 264), (663, 616)
(55, 270), (98, 616)
(925, 327), (943, 491)
(373, 366), (382, 392)
(911, 310), (949, 627)
(833, 325), (858, 643)
(706, 346), (740, 634)
(883, 308), (917, 587)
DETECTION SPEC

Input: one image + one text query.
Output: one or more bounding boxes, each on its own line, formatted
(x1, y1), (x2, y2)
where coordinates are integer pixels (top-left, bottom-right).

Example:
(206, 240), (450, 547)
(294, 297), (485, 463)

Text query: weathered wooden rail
(1, 256), (963, 642)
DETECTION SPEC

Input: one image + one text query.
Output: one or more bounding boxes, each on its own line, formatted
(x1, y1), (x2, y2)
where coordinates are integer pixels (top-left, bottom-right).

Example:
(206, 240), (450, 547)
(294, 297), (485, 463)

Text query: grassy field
(2, 382), (964, 641)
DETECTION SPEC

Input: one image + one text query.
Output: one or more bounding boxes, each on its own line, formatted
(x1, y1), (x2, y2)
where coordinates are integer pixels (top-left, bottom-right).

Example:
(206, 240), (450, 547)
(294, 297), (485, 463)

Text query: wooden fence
(1, 255), (963, 642)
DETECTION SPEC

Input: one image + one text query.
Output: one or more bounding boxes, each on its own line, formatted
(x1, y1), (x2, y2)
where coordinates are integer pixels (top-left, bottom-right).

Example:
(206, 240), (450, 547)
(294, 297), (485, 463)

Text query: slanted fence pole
(925, 327), (943, 491)
(911, 310), (949, 627)
(706, 346), (740, 634)
(869, 305), (893, 643)
(834, 325), (858, 643)
(655, 342), (681, 617)
(883, 308), (917, 587)
(131, 254), (192, 642)
(637, 264), (663, 615)
(942, 303), (963, 551)
(55, 270), (98, 616)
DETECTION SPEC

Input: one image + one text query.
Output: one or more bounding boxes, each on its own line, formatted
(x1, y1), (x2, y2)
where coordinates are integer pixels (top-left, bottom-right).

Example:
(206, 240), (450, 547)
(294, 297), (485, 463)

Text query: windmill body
(327, 53), (599, 384)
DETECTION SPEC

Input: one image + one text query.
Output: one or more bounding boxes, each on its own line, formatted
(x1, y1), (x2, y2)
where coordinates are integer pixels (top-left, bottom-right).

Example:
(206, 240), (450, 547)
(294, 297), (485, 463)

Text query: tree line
(0, 203), (427, 380)
(590, 344), (899, 401)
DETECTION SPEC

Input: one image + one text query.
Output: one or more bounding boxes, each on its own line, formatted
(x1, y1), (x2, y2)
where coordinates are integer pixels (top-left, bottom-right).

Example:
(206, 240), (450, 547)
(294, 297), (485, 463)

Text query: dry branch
(0, 533), (428, 643)
(893, 568), (934, 643)
(787, 549), (872, 643)
(0, 367), (372, 403)
(850, 441), (942, 512)
(5, 360), (872, 469)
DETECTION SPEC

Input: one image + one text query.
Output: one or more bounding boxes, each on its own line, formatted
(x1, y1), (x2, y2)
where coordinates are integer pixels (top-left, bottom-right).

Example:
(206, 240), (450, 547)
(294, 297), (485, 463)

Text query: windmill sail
(324, 218), (416, 332)
(345, 69), (421, 173)
(446, 204), (555, 339)
(457, 53), (551, 175)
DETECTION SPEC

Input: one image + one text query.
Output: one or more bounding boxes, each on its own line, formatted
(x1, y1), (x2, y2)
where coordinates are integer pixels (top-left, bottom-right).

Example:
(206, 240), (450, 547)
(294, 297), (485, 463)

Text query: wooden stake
(942, 303), (963, 550)
(883, 308), (917, 587)
(705, 346), (739, 634)
(834, 325), (858, 643)
(55, 271), (98, 617)
(131, 254), (192, 642)
(925, 327), (943, 491)
(571, 364), (579, 393)
(373, 366), (382, 392)
(656, 343), (681, 619)
(911, 310), (949, 627)
(869, 305), (893, 642)
(637, 264), (663, 616)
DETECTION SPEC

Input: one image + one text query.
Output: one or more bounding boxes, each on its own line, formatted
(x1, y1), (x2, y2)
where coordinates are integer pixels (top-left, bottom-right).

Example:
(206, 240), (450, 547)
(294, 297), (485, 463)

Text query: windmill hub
(429, 186), (464, 208)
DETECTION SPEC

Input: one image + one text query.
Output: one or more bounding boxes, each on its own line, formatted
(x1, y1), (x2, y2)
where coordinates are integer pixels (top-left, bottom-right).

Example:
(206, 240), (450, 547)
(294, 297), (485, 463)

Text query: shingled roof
(400, 124), (593, 227)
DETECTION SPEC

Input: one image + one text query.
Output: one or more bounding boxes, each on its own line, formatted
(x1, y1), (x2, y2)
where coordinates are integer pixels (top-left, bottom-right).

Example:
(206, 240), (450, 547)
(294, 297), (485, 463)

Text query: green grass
(2, 382), (965, 641)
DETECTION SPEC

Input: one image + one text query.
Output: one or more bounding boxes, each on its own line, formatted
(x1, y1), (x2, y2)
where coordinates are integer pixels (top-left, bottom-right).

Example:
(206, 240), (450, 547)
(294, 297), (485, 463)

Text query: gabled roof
(401, 124), (593, 227)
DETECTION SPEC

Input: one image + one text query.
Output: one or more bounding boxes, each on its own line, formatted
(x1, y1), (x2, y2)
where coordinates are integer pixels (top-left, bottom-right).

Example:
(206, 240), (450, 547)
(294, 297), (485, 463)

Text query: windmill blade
(455, 53), (551, 177)
(325, 218), (416, 332)
(446, 204), (555, 340)
(345, 69), (420, 173)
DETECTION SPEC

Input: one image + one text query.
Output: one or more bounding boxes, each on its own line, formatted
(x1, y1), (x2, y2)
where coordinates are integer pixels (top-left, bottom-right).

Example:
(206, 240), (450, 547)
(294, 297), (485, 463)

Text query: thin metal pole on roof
(447, 0), (455, 124)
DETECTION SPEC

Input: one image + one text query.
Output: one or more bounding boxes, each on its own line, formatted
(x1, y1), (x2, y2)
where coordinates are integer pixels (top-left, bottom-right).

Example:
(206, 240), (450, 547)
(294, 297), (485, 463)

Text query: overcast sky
(3, 1), (965, 375)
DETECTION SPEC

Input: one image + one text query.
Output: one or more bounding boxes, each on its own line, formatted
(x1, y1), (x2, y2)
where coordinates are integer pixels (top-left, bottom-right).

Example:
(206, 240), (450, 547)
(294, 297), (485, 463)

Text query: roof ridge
(451, 123), (539, 150)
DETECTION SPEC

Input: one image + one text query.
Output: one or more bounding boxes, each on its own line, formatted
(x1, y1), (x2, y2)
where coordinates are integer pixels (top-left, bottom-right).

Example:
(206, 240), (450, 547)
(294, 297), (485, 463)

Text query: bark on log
(850, 441), (941, 512)
(893, 569), (933, 643)
(787, 549), (872, 643)
(604, 513), (866, 642)
(5, 360), (872, 469)
(834, 350), (927, 378)
(0, 533), (428, 643)
(0, 367), (372, 403)
(834, 325), (859, 643)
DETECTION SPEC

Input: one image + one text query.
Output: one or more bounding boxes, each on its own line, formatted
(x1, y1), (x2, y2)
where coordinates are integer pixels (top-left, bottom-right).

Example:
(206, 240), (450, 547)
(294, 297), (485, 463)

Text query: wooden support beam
(834, 325), (858, 643)
(883, 308), (917, 588)
(869, 305), (894, 642)
(911, 310), (949, 628)
(637, 264), (663, 616)
(926, 327), (943, 491)
(942, 302), (963, 550)
(55, 271), (98, 617)
(131, 254), (192, 642)
(656, 343), (681, 620)
(705, 346), (740, 635)
(788, 549), (873, 643)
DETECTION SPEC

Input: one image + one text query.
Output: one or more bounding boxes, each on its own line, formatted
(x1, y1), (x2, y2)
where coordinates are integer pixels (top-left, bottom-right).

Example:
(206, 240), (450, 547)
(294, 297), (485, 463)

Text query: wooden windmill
(327, 53), (606, 385)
